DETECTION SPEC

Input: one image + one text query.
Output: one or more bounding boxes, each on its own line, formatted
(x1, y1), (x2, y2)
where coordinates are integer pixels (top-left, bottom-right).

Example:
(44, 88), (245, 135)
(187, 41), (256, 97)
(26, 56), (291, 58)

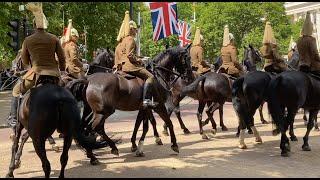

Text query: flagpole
(137, 7), (141, 56)
(193, 2), (196, 23)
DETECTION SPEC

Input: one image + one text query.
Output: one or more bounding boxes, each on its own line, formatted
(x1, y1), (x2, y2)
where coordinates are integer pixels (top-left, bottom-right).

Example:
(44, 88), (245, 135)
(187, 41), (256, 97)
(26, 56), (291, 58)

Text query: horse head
(89, 48), (114, 74)
(243, 44), (262, 71)
(152, 44), (193, 82)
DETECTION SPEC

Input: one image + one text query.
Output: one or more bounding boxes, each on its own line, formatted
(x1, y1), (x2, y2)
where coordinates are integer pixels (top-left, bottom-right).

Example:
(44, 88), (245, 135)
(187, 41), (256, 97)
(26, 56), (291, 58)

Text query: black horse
(87, 48), (115, 75)
(267, 71), (320, 157)
(6, 79), (108, 178)
(232, 71), (274, 149)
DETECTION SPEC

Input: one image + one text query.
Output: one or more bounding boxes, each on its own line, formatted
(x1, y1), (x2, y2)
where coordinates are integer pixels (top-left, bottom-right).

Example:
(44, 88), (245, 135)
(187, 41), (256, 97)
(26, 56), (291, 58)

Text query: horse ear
(185, 43), (192, 51)
(249, 44), (253, 49)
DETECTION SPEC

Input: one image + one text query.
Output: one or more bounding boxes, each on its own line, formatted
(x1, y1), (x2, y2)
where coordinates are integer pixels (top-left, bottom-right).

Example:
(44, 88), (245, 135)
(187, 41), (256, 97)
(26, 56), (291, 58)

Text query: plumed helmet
(262, 21), (277, 44)
(302, 11), (313, 36)
(26, 3), (48, 29)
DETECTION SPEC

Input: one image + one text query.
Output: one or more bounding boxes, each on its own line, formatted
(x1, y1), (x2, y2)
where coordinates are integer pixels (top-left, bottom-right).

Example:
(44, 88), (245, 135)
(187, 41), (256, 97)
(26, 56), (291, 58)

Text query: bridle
(150, 53), (191, 92)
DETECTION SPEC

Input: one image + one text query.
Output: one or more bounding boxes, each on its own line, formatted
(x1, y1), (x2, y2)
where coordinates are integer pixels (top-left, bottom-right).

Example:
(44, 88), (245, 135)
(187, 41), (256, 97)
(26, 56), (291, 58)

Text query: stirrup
(143, 99), (158, 108)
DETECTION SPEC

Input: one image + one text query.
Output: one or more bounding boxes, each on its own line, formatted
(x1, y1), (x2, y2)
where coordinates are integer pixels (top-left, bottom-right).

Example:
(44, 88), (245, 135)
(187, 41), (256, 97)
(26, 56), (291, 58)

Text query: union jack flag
(178, 20), (191, 47)
(149, 2), (179, 41)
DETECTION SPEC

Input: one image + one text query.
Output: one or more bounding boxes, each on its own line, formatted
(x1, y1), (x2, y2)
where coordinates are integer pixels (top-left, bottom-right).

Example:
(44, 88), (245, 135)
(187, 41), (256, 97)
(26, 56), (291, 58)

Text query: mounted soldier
(297, 11), (320, 77)
(64, 19), (85, 79)
(260, 21), (287, 74)
(219, 25), (244, 78)
(190, 27), (211, 75)
(114, 11), (157, 108)
(7, 3), (66, 129)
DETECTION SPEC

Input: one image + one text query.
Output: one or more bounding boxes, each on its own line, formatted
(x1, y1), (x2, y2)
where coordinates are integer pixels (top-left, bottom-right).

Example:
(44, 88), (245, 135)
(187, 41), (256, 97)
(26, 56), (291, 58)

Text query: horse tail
(181, 75), (206, 97)
(58, 98), (108, 150)
(232, 76), (244, 98)
(231, 76), (249, 124)
(65, 79), (89, 102)
(267, 75), (284, 129)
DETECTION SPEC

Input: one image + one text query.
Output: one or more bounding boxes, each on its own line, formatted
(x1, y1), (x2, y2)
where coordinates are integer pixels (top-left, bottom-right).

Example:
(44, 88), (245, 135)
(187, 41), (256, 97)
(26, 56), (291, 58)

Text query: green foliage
(0, 2), (308, 69)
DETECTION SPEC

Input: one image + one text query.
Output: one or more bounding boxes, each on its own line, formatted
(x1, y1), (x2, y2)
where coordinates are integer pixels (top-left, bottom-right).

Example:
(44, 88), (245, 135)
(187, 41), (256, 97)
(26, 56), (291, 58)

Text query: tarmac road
(0, 98), (320, 178)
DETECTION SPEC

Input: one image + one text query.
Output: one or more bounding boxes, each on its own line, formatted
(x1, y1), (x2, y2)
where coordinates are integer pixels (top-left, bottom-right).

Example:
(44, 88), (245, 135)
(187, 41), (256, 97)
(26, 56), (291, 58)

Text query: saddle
(116, 71), (137, 80)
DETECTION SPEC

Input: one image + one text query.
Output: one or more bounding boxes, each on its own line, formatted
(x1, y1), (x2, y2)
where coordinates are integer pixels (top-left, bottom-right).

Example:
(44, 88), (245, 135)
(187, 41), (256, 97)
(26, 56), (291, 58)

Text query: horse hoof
(290, 136), (298, 141)
(111, 149), (119, 156)
(9, 134), (15, 142)
(171, 145), (179, 153)
(302, 145), (311, 151)
(272, 129), (280, 136)
(59, 133), (64, 138)
(14, 160), (21, 169)
(261, 120), (269, 124)
(135, 151), (145, 157)
(52, 144), (60, 152)
(155, 138), (163, 145)
(202, 134), (209, 140)
(183, 129), (191, 134)
(281, 151), (290, 157)
(248, 130), (253, 134)
(238, 144), (247, 149)
(235, 133), (240, 138)
(314, 127), (319, 131)
(90, 159), (100, 165)
(162, 130), (169, 136)
(131, 146), (138, 152)
(5, 173), (14, 178)
(221, 126), (228, 131)
(255, 138), (263, 144)
(211, 129), (216, 135)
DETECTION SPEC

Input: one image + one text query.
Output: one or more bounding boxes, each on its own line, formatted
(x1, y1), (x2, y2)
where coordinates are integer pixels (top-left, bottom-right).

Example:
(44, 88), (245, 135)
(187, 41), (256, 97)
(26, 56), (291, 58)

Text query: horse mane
(151, 46), (183, 64)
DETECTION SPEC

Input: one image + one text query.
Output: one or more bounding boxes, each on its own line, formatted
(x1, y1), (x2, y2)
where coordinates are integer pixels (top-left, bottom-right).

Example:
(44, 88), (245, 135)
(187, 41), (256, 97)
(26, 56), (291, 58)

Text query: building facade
(284, 2), (320, 52)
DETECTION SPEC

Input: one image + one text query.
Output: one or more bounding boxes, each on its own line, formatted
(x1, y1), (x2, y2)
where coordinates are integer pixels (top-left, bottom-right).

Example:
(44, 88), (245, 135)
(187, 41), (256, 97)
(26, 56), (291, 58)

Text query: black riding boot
(7, 97), (19, 129)
(142, 81), (158, 108)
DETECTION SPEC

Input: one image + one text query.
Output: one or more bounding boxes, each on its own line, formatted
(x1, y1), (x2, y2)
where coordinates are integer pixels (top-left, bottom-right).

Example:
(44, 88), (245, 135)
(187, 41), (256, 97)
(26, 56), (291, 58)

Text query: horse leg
(6, 122), (23, 178)
(303, 109), (308, 126)
(314, 113), (319, 131)
(32, 138), (51, 178)
(199, 101), (217, 127)
(48, 136), (59, 152)
(314, 117), (319, 131)
(131, 110), (144, 152)
(162, 123), (169, 136)
(59, 135), (72, 178)
(280, 110), (293, 157)
(14, 131), (29, 169)
(219, 104), (228, 131)
(302, 110), (318, 151)
(86, 149), (99, 165)
(288, 111), (298, 142)
(206, 102), (219, 134)
(149, 112), (163, 145)
(94, 112), (119, 156)
(136, 111), (150, 157)
(174, 104), (190, 134)
(197, 101), (207, 139)
(259, 102), (268, 124)
(155, 105), (179, 153)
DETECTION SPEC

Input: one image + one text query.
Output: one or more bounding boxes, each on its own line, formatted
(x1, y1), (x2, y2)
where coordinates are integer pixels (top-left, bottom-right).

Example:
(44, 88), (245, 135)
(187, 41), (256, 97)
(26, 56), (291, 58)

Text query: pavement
(0, 98), (320, 178)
